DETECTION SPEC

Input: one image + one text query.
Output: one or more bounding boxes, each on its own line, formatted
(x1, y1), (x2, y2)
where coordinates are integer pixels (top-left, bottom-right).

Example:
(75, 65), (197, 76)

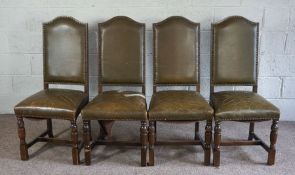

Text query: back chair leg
(89, 121), (92, 142)
(267, 119), (278, 165)
(148, 121), (155, 166)
(248, 122), (255, 140)
(140, 121), (148, 166)
(213, 121), (221, 167)
(17, 116), (29, 160)
(47, 119), (53, 138)
(83, 120), (91, 166)
(204, 120), (212, 165)
(154, 121), (157, 142)
(71, 120), (80, 165)
(194, 122), (199, 140)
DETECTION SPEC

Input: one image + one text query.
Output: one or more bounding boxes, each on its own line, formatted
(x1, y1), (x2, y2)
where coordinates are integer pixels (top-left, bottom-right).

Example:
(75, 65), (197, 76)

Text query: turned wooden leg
(83, 120), (91, 166)
(140, 121), (148, 166)
(267, 119), (278, 165)
(71, 120), (80, 165)
(47, 119), (53, 138)
(204, 120), (212, 166)
(213, 121), (221, 167)
(194, 122), (199, 140)
(17, 116), (29, 160)
(248, 122), (255, 140)
(148, 121), (155, 166)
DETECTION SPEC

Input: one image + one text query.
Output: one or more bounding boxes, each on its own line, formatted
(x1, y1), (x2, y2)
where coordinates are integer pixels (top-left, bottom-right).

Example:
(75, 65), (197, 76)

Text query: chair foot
(267, 119), (278, 165)
(148, 121), (155, 166)
(71, 120), (80, 165)
(213, 121), (221, 167)
(140, 121), (148, 166)
(204, 120), (212, 166)
(83, 120), (91, 166)
(17, 116), (29, 160)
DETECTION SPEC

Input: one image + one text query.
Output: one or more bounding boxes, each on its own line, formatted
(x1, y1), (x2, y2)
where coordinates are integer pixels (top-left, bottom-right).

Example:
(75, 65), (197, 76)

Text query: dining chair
(210, 16), (280, 166)
(148, 16), (214, 166)
(14, 16), (88, 165)
(81, 16), (148, 166)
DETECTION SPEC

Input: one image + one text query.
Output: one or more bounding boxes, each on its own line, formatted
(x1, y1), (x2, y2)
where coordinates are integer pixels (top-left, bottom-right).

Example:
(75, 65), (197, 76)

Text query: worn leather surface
(149, 91), (213, 121)
(212, 16), (258, 85)
(44, 17), (87, 84)
(154, 16), (199, 84)
(82, 91), (147, 120)
(99, 16), (144, 84)
(212, 91), (280, 121)
(14, 89), (88, 120)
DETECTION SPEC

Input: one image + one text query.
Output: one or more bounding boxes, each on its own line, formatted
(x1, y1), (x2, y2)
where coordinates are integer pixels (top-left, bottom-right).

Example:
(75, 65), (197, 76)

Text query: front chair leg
(47, 119), (54, 138)
(140, 121), (148, 166)
(204, 120), (212, 165)
(83, 120), (91, 166)
(213, 121), (221, 167)
(71, 120), (80, 165)
(17, 116), (29, 160)
(268, 119), (278, 165)
(148, 121), (155, 166)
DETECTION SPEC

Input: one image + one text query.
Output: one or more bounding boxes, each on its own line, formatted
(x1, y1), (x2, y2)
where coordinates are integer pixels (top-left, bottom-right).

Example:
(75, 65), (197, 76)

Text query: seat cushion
(148, 91), (213, 121)
(14, 89), (88, 120)
(212, 91), (280, 121)
(82, 91), (147, 120)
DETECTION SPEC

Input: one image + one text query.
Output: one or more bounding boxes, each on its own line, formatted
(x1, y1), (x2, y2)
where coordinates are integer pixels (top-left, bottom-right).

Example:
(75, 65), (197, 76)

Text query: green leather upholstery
(212, 91), (280, 121)
(154, 16), (199, 84)
(150, 17), (212, 121)
(15, 16), (88, 120)
(44, 17), (88, 84)
(99, 16), (145, 84)
(212, 16), (258, 85)
(210, 16), (280, 122)
(82, 17), (147, 122)
(149, 91), (213, 121)
(14, 89), (88, 120)
(82, 91), (147, 120)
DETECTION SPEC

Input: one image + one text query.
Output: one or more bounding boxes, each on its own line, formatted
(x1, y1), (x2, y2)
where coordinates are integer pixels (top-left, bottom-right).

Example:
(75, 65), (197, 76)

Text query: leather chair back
(211, 16), (259, 86)
(98, 16), (145, 86)
(43, 16), (88, 88)
(153, 16), (200, 86)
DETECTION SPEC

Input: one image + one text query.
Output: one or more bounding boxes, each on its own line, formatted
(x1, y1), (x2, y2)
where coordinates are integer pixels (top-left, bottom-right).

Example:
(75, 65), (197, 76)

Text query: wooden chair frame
(148, 16), (212, 166)
(16, 16), (88, 165)
(83, 16), (148, 166)
(210, 16), (279, 167)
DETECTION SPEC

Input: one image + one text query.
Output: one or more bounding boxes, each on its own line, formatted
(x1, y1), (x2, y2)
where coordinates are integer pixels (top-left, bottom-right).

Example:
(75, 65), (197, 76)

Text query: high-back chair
(81, 16), (148, 166)
(148, 16), (214, 166)
(14, 16), (88, 165)
(210, 16), (280, 166)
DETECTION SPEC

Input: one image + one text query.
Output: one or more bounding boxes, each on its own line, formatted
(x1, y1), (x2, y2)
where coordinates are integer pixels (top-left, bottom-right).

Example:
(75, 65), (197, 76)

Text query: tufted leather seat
(14, 89), (88, 120)
(149, 91), (213, 121)
(212, 91), (280, 121)
(82, 91), (147, 120)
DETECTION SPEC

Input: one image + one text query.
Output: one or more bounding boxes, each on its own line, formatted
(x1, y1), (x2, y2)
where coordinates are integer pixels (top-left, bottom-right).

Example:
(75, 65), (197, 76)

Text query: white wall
(0, 0), (294, 120)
